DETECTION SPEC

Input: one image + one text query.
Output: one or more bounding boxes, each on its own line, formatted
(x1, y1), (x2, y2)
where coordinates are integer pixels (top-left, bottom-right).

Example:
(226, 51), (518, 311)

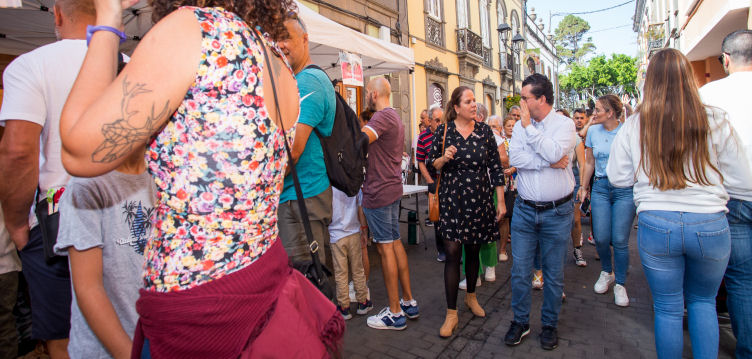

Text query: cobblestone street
(343, 195), (737, 358)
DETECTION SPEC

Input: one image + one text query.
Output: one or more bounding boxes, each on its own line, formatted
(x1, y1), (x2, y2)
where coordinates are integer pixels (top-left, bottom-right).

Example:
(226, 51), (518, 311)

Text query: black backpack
(305, 65), (369, 197)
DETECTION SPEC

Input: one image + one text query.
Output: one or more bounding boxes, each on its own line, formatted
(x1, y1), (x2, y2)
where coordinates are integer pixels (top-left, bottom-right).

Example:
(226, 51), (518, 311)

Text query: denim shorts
(362, 199), (401, 244)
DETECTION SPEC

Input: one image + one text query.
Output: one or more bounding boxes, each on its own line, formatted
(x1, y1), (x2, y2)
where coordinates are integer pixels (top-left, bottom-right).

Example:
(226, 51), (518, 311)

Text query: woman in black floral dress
(427, 86), (506, 338)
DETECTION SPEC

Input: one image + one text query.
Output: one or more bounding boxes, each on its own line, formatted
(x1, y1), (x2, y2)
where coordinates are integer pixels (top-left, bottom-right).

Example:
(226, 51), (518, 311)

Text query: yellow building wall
(408, 0), (523, 138)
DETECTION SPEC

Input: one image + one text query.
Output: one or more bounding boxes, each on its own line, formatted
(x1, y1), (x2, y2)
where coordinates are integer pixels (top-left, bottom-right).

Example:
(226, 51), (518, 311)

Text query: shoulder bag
(428, 122), (448, 222)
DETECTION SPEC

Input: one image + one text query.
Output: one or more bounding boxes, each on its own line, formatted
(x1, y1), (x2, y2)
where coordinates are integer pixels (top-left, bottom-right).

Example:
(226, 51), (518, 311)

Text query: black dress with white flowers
(426, 121), (505, 244)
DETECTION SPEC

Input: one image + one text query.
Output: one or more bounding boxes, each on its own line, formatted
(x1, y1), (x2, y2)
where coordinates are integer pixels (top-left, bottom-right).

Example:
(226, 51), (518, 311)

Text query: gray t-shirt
(54, 170), (156, 359)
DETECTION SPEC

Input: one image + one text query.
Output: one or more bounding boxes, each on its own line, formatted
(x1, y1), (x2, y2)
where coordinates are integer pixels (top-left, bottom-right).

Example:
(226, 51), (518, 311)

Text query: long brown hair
(150, 0), (296, 41)
(444, 86), (471, 122)
(636, 48), (720, 190)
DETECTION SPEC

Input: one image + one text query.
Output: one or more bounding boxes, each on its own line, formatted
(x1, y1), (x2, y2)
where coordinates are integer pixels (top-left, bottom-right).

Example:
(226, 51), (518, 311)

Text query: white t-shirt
(493, 133), (503, 147)
(328, 188), (362, 243)
(0, 39), (88, 227)
(606, 108), (752, 213)
(699, 71), (752, 201)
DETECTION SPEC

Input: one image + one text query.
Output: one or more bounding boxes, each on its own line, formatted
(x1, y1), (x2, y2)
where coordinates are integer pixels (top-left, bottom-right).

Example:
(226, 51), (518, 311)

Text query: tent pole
(411, 69), (418, 185)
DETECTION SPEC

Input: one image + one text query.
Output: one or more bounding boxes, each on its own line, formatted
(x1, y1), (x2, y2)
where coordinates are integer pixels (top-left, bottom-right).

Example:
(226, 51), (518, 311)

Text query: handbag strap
(434, 121), (448, 197)
(258, 32), (326, 278)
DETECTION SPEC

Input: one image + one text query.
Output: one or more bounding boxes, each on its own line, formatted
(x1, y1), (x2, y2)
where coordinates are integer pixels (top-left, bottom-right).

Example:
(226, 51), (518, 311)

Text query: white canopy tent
(0, 0), (413, 78)
(0, 0), (152, 56)
(294, 1), (413, 78)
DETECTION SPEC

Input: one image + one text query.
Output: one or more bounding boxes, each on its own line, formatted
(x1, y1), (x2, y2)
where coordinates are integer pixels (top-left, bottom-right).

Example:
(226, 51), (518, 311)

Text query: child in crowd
(54, 147), (156, 358)
(332, 110), (374, 319)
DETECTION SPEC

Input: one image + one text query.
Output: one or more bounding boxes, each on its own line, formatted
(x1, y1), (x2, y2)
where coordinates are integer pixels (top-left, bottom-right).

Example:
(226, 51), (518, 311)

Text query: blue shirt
(280, 68), (335, 202)
(585, 123), (622, 178)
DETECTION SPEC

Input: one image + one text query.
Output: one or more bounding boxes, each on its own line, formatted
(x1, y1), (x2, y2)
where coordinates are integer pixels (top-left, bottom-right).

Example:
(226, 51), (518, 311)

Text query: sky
(526, 0), (639, 60)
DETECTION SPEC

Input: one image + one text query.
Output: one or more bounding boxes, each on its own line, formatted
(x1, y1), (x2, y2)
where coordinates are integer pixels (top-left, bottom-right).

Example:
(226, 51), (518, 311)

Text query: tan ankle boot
(439, 309), (458, 338)
(464, 292), (486, 317)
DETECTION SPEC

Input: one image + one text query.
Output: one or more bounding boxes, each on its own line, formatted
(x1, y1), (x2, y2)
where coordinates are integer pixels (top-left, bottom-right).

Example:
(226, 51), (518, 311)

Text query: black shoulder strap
(304, 64), (329, 79)
(258, 33), (325, 276)
(302, 64), (333, 140)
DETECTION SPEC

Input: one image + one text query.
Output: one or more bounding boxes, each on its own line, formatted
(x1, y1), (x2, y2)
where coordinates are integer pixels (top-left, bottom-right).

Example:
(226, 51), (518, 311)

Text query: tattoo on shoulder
(91, 76), (170, 163)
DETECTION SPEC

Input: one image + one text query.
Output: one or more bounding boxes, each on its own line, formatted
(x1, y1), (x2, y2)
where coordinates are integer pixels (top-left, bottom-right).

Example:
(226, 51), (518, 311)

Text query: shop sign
(340, 51), (364, 87)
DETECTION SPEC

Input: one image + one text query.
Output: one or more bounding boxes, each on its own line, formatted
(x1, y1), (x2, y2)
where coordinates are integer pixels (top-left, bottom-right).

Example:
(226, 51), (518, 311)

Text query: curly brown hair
(150, 0), (297, 41)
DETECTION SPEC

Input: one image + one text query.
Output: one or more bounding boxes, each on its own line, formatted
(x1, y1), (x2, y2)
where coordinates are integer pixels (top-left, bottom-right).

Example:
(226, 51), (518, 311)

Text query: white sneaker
(484, 266), (496, 282)
(458, 277), (482, 291)
(594, 271), (615, 294)
(349, 281), (356, 302)
(366, 307), (407, 330)
(614, 284), (629, 307)
(573, 247), (587, 267)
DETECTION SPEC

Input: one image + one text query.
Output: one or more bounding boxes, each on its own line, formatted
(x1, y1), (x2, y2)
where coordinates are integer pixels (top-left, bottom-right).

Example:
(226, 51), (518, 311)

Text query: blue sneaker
(367, 307), (406, 330)
(400, 298), (420, 319)
(338, 305), (352, 320)
(357, 299), (373, 315)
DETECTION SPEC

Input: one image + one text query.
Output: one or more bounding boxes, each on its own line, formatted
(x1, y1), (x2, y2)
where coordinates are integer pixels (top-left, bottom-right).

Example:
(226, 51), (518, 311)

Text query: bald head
(53, 0), (95, 39)
(365, 77), (392, 111)
(367, 77), (391, 98)
(55, 0), (95, 22)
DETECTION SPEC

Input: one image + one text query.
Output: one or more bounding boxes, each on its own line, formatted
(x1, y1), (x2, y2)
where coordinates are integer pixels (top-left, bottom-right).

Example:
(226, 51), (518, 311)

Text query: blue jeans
(638, 211), (730, 359)
(591, 177), (635, 285)
(510, 198), (573, 327)
(725, 198), (752, 358)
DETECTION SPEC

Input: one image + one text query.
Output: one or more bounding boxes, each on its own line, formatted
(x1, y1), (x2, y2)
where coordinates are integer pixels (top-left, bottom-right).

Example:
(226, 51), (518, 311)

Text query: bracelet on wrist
(86, 25), (127, 46)
(360, 226), (368, 231)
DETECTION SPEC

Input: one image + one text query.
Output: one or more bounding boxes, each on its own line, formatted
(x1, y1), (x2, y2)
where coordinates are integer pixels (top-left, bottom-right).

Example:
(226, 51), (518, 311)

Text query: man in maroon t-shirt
(361, 77), (419, 330)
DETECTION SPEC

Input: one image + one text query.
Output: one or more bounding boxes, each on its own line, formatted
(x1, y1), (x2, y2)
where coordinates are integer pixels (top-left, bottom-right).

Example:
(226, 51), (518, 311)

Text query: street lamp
(497, 24), (525, 96)
(497, 23), (511, 42)
(511, 32), (525, 53)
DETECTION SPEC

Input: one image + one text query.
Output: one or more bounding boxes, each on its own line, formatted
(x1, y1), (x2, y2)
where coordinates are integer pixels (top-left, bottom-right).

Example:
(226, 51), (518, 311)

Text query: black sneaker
(503, 321), (530, 346)
(338, 305), (352, 320)
(540, 325), (558, 350)
(425, 219), (434, 227)
(357, 299), (373, 315)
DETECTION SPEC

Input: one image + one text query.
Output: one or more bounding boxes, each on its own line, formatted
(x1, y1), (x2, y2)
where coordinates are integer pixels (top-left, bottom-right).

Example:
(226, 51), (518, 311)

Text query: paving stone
(343, 196), (736, 358)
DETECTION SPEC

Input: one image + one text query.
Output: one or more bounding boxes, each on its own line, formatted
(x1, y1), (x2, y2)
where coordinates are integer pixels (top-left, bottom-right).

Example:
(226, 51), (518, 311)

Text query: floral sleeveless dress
(143, 7), (295, 292)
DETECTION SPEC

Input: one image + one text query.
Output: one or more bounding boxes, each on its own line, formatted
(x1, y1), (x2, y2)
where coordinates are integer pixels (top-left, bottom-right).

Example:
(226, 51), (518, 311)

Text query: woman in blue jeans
(606, 48), (752, 358)
(579, 94), (635, 306)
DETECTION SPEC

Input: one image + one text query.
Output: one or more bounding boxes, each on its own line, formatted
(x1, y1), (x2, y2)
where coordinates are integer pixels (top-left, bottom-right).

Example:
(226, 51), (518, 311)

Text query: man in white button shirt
(503, 74), (576, 351)
(699, 29), (752, 359)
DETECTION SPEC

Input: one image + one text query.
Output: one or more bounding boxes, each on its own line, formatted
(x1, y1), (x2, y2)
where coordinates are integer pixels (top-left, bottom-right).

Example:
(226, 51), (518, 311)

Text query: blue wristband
(86, 25), (127, 46)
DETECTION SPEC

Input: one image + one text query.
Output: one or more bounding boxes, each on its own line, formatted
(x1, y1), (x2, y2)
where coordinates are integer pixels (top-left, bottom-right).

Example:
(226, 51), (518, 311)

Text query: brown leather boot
(464, 292), (486, 317)
(439, 309), (458, 338)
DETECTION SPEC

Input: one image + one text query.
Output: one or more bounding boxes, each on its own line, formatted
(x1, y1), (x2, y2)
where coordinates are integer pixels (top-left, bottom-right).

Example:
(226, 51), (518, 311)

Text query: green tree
(559, 54), (638, 109)
(554, 15), (596, 65)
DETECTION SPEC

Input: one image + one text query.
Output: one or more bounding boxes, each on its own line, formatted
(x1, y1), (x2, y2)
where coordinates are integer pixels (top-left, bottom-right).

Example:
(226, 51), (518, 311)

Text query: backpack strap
(304, 64), (333, 140)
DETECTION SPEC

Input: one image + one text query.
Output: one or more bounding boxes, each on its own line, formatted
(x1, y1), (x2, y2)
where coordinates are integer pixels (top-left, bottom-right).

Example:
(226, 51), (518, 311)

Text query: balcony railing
(456, 28), (483, 59)
(425, 16), (444, 47)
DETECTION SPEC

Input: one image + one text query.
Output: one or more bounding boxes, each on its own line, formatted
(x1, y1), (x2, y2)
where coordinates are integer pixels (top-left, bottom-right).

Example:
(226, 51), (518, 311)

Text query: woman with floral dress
(427, 86), (505, 338)
(59, 0), (344, 357)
